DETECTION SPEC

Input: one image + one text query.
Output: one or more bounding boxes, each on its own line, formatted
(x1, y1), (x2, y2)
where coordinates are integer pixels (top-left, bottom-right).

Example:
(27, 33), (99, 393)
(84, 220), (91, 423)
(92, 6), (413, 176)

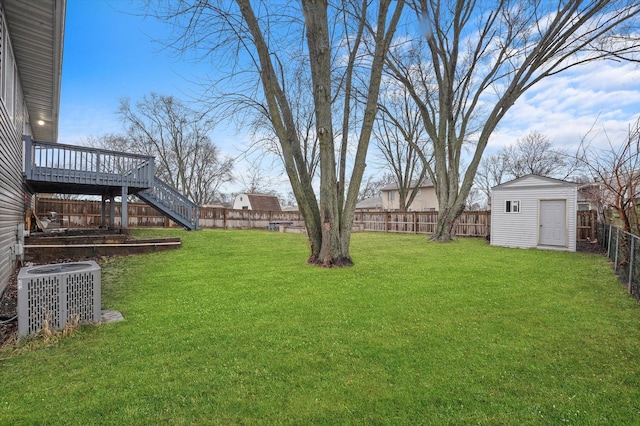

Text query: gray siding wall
(0, 11), (29, 295)
(491, 176), (577, 251)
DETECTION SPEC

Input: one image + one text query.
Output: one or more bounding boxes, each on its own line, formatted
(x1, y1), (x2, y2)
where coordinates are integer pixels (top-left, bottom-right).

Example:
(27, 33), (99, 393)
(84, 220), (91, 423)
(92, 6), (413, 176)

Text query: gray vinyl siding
(0, 10), (28, 295)
(491, 175), (577, 251)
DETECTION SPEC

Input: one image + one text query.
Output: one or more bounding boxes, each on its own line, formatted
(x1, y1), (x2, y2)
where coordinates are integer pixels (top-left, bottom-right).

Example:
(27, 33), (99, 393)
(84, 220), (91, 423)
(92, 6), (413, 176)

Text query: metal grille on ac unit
(17, 261), (101, 337)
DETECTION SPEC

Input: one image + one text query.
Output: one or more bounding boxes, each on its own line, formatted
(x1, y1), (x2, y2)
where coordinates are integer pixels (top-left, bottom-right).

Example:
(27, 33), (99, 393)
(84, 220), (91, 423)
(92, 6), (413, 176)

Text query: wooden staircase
(23, 137), (198, 230)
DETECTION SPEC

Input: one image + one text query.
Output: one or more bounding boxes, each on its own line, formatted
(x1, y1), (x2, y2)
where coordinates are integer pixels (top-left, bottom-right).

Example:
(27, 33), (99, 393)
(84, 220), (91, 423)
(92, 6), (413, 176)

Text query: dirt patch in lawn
(576, 240), (607, 255)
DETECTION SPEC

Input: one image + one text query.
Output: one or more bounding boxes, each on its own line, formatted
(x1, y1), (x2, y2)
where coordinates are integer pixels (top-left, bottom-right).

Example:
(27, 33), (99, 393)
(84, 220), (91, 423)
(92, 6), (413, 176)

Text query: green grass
(2, 230), (640, 425)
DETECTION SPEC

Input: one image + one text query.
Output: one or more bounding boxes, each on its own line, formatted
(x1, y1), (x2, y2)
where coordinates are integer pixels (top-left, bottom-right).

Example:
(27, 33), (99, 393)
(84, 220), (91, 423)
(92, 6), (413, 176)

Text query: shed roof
(492, 174), (578, 190)
(246, 194), (282, 212)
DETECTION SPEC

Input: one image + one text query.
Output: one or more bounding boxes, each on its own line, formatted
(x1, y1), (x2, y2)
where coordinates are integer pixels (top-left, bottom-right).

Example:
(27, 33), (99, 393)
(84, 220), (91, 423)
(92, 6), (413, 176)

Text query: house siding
(381, 187), (439, 211)
(0, 11), (29, 294)
(491, 176), (577, 251)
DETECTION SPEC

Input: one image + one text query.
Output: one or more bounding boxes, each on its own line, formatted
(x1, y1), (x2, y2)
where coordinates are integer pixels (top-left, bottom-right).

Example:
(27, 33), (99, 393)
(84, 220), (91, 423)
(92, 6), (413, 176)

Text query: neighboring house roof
(4, 0), (66, 142)
(246, 194), (282, 211)
(492, 174), (578, 190)
(380, 178), (434, 191)
(356, 197), (382, 209)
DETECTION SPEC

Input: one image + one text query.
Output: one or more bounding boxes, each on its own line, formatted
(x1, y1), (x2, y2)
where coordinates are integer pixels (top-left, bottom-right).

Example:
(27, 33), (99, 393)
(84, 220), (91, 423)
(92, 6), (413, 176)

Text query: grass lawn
(2, 230), (640, 424)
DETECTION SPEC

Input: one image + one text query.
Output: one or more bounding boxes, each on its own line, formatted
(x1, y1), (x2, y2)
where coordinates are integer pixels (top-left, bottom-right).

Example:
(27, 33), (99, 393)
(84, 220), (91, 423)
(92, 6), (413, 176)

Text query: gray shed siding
(491, 175), (577, 252)
(0, 11), (29, 295)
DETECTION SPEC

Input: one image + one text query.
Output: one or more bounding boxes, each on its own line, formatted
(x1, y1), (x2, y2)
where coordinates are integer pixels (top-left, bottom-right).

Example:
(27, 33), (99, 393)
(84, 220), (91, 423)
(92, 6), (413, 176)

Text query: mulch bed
(576, 240), (607, 255)
(0, 270), (18, 348)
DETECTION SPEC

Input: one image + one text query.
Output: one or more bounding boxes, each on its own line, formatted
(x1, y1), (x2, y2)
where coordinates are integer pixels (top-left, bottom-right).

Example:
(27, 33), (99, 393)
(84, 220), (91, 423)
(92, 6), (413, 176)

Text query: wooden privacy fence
(36, 198), (168, 228)
(35, 198), (488, 236)
(35, 197), (597, 240)
(577, 210), (597, 241)
(354, 211), (489, 237)
(199, 206), (305, 229)
(35, 198), (305, 230)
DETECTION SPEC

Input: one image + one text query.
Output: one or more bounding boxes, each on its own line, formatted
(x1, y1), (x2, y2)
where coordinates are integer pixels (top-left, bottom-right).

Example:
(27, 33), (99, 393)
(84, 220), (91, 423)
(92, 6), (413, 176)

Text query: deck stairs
(137, 178), (198, 230)
(23, 137), (198, 230)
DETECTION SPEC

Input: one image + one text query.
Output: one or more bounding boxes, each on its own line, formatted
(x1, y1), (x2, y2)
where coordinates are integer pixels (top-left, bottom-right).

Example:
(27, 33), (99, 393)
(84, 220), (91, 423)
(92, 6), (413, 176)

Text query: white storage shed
(490, 175), (578, 252)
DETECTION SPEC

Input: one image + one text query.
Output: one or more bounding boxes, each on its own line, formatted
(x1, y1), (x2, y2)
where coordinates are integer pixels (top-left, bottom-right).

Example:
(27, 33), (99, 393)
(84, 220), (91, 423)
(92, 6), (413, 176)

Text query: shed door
(539, 200), (566, 246)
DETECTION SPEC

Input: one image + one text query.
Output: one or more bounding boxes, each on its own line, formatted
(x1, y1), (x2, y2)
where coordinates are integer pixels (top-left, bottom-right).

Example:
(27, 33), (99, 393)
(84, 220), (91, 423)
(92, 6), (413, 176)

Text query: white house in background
(233, 193), (282, 211)
(0, 1), (65, 295)
(490, 175), (578, 252)
(380, 178), (439, 211)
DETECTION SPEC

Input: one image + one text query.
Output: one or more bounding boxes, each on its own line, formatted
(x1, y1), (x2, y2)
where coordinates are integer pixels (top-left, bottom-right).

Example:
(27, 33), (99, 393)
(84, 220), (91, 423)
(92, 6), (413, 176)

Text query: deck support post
(109, 193), (116, 229)
(121, 185), (128, 229)
(100, 194), (107, 228)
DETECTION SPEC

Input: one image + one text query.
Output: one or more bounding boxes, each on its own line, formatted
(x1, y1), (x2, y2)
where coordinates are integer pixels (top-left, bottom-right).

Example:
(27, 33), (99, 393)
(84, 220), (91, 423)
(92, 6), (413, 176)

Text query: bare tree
(505, 132), (577, 179)
(577, 120), (640, 234)
(190, 142), (234, 205)
(374, 89), (431, 211)
(358, 172), (395, 201)
(475, 152), (509, 203)
(387, 0), (640, 241)
(476, 131), (580, 199)
(94, 93), (234, 205)
(146, 0), (405, 266)
(238, 159), (281, 195)
(243, 56), (321, 183)
(465, 187), (485, 211)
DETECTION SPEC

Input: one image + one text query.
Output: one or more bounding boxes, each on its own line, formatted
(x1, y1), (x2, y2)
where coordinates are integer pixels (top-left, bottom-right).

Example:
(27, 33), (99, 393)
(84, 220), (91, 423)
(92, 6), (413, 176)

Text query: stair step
(138, 177), (198, 230)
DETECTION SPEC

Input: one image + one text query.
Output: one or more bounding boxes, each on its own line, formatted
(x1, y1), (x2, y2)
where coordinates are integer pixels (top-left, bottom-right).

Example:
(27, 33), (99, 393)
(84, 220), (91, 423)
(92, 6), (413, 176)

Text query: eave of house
(380, 178), (434, 192)
(3, 0), (66, 142)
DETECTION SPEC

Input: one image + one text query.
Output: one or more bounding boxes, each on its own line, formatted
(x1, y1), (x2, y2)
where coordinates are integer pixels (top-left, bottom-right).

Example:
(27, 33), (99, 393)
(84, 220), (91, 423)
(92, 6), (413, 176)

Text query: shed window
(505, 200), (520, 213)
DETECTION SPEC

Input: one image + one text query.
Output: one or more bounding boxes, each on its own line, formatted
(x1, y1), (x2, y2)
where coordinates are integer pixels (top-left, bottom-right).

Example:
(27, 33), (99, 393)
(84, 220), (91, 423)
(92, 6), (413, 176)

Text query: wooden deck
(24, 137), (154, 194)
(23, 137), (199, 230)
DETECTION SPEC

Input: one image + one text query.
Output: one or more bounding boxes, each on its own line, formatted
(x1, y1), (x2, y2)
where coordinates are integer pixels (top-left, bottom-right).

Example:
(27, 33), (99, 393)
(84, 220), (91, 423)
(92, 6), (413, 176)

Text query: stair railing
(139, 178), (199, 230)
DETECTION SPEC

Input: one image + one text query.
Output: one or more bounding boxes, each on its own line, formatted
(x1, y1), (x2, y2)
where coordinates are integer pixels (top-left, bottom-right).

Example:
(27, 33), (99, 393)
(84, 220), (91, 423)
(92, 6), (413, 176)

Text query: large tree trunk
(431, 200), (465, 241)
(303, 0), (352, 267)
(238, 0), (403, 266)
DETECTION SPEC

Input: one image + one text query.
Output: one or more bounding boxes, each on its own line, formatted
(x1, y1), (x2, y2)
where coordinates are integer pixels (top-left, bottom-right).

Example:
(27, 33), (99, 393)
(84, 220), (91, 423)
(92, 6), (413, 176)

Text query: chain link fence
(598, 222), (640, 299)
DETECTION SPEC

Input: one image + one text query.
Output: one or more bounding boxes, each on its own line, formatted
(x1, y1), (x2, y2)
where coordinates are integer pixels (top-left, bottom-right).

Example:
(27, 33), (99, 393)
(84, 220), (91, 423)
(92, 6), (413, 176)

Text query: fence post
(614, 227), (619, 273)
(607, 224), (613, 259)
(629, 236), (634, 293)
(414, 212), (418, 234)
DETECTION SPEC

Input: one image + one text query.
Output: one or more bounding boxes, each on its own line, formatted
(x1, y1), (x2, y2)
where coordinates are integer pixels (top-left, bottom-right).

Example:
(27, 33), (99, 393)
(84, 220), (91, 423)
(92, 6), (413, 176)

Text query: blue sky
(59, 0), (215, 143)
(58, 0), (640, 193)
(59, 0), (252, 192)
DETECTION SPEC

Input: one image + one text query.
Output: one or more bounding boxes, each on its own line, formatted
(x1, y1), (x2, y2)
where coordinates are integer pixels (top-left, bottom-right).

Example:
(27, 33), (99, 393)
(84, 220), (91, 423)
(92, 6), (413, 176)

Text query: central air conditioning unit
(17, 261), (101, 337)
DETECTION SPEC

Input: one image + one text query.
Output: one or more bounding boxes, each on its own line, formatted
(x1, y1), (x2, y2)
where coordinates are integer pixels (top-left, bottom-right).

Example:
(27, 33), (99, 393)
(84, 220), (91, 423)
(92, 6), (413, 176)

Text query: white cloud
(489, 60), (640, 153)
